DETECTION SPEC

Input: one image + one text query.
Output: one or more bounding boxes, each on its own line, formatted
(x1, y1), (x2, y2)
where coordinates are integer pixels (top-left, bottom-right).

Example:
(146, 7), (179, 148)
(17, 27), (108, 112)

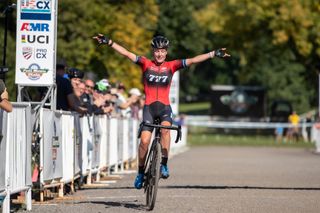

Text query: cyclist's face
(153, 48), (167, 64)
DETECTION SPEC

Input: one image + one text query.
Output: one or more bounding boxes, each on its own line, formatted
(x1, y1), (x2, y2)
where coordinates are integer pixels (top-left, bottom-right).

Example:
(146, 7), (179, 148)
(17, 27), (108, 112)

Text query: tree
(194, 0), (320, 112)
(155, 0), (213, 101)
(57, 0), (159, 90)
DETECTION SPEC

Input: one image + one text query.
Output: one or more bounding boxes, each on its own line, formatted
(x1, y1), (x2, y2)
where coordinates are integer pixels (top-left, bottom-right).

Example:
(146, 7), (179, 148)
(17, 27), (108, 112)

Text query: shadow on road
(80, 186), (135, 191)
(162, 185), (320, 191)
(77, 200), (145, 211)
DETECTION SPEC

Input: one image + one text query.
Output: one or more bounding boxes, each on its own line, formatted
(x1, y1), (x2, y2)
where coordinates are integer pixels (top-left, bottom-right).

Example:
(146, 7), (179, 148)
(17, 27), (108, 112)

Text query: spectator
(84, 79), (95, 101)
(111, 86), (139, 118)
(129, 88), (143, 119)
(70, 82), (88, 115)
(55, 63), (74, 111)
(91, 79), (113, 115)
(286, 111), (300, 143)
(81, 79), (95, 114)
(116, 82), (130, 117)
(0, 79), (12, 112)
(68, 68), (84, 89)
(174, 114), (186, 126)
(305, 112), (313, 142)
(274, 123), (284, 144)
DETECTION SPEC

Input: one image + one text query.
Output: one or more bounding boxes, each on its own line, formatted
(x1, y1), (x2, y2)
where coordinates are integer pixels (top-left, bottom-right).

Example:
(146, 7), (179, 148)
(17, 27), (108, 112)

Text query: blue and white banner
(15, 0), (57, 85)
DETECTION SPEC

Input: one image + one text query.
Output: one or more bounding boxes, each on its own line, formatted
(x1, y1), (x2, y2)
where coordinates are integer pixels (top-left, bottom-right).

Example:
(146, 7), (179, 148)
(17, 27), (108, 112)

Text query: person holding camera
(0, 79), (12, 112)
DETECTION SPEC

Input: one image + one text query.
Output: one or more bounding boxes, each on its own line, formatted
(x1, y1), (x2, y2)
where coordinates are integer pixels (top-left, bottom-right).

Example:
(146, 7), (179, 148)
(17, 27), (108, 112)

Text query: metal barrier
(61, 113), (75, 184)
(1, 107), (188, 210)
(40, 109), (63, 185)
(312, 125), (320, 152)
(0, 110), (8, 212)
(98, 115), (108, 170)
(0, 104), (33, 213)
(108, 118), (119, 172)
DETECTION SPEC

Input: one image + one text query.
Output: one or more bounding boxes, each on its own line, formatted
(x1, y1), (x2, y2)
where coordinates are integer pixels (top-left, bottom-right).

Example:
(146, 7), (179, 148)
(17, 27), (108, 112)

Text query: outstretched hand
(92, 33), (110, 46)
(215, 48), (231, 58)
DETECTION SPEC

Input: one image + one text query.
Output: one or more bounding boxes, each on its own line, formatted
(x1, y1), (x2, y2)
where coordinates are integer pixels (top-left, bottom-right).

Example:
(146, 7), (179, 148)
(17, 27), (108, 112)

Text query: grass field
(187, 133), (315, 148)
(179, 102), (210, 115)
(180, 102), (315, 148)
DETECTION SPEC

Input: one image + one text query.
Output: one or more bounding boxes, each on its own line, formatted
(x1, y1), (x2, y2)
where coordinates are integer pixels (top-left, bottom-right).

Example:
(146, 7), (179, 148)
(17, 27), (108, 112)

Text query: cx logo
(36, 1), (50, 9)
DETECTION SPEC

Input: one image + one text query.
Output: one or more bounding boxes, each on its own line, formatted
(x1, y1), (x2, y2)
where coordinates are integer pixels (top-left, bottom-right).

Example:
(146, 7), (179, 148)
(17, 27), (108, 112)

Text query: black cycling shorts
(142, 101), (173, 132)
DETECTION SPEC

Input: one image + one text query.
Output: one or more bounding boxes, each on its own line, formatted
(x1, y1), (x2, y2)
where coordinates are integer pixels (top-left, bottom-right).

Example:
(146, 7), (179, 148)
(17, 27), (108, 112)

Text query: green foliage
(155, 0), (211, 100)
(0, 0), (319, 113)
(194, 0), (320, 112)
(57, 0), (159, 89)
(188, 132), (314, 148)
(0, 2), (17, 100)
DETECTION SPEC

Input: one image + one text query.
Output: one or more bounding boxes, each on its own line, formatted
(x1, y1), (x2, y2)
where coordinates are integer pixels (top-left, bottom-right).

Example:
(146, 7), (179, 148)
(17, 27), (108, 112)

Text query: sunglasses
(85, 85), (94, 89)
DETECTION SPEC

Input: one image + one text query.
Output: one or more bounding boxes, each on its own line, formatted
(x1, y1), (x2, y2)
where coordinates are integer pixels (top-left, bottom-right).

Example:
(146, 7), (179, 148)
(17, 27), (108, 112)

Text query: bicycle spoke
(145, 141), (161, 210)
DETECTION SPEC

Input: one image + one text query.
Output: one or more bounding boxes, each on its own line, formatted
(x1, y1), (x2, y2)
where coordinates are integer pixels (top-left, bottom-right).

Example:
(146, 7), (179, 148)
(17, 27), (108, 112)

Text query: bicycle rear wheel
(146, 140), (161, 210)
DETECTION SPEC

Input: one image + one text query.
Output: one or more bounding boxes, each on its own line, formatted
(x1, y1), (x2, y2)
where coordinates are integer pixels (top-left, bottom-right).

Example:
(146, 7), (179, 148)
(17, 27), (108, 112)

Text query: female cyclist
(93, 34), (230, 189)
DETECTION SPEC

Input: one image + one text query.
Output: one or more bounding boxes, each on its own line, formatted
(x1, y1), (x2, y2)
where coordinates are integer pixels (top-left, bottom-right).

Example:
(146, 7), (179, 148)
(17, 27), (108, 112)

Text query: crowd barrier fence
(0, 104), (33, 213)
(38, 109), (187, 197)
(0, 106), (188, 212)
(312, 125), (320, 152)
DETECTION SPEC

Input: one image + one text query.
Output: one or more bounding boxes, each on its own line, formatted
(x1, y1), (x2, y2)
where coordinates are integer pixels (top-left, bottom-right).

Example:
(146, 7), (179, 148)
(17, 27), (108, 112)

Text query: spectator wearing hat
(129, 88), (143, 119)
(91, 79), (114, 115)
(112, 84), (140, 118)
(68, 68), (84, 89)
(0, 79), (12, 112)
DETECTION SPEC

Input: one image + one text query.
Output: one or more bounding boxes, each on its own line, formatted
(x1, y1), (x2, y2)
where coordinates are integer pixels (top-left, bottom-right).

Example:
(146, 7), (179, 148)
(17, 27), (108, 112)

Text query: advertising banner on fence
(15, 0), (57, 85)
(41, 109), (63, 182)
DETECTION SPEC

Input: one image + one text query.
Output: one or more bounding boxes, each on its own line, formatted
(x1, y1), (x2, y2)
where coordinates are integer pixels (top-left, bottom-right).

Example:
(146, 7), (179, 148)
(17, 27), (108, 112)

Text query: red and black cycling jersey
(135, 56), (187, 105)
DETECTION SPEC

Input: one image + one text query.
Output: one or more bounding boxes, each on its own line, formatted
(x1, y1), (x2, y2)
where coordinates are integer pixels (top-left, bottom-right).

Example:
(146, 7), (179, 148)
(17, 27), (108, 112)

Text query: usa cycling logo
(22, 47), (33, 59)
(20, 63), (49, 80)
(21, 0), (51, 21)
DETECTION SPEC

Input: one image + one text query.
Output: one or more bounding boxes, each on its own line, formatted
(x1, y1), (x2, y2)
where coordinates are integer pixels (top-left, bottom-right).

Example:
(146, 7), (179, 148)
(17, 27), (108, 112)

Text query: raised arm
(93, 34), (137, 62)
(185, 48), (230, 67)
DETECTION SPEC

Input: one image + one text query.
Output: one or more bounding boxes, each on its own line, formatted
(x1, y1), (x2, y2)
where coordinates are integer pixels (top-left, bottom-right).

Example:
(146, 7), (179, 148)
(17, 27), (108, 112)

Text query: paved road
(20, 146), (320, 213)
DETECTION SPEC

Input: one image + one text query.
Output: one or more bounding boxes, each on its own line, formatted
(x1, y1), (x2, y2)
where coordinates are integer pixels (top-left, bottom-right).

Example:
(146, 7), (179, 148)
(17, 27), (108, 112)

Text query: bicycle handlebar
(138, 122), (182, 143)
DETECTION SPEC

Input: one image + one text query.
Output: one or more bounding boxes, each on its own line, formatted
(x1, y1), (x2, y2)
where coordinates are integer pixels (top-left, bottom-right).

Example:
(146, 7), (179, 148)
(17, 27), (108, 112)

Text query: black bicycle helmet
(151, 36), (169, 49)
(68, 68), (84, 79)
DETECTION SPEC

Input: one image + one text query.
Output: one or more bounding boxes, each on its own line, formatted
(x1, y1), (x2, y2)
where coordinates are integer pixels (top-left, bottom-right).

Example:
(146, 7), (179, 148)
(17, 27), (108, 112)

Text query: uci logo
(21, 35), (49, 44)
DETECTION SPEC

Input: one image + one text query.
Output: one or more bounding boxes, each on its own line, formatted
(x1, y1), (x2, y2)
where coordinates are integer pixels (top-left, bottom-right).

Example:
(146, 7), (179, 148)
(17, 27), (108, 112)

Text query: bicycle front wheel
(146, 141), (161, 210)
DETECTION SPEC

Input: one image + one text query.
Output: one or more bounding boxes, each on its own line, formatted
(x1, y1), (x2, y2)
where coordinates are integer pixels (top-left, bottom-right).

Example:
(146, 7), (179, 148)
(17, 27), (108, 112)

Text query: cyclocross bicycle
(138, 120), (182, 211)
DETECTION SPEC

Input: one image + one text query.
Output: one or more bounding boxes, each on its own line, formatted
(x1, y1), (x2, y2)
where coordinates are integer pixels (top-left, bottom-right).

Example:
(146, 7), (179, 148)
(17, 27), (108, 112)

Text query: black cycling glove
(96, 34), (110, 46)
(214, 49), (226, 58)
